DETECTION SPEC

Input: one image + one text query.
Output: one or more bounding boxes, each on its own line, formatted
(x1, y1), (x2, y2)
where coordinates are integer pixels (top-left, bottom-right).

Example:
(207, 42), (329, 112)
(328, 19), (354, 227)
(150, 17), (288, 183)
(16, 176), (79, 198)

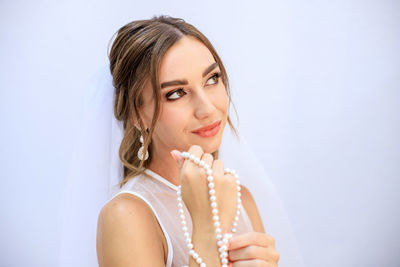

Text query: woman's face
(140, 36), (229, 159)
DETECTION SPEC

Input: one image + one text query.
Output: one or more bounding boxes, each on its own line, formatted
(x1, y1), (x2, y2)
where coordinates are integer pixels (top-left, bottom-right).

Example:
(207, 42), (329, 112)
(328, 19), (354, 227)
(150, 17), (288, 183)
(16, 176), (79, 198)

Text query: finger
(170, 150), (184, 169)
(228, 232), (274, 251)
(201, 152), (214, 170)
(211, 159), (224, 179)
(182, 145), (204, 170)
(231, 258), (269, 267)
(187, 144), (204, 159)
(229, 245), (274, 262)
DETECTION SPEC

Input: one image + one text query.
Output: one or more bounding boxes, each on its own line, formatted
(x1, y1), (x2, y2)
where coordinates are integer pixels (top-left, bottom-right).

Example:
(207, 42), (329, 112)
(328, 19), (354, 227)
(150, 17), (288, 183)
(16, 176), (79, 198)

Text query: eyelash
(165, 72), (221, 101)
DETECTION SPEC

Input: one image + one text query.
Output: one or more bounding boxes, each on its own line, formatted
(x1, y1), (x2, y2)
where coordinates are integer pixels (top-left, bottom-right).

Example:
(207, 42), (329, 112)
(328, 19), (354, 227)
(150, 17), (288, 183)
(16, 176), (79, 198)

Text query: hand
(228, 232), (280, 267)
(171, 145), (238, 233)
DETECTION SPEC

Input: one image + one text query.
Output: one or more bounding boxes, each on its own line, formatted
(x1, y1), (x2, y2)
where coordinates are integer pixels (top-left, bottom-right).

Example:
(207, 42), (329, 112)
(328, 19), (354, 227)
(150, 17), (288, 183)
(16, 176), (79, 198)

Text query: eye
(205, 72), (221, 86)
(165, 88), (186, 101)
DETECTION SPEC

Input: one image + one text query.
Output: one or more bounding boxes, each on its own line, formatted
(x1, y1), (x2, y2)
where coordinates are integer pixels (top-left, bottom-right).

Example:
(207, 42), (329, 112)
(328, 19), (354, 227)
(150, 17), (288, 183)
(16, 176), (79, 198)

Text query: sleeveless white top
(109, 169), (254, 267)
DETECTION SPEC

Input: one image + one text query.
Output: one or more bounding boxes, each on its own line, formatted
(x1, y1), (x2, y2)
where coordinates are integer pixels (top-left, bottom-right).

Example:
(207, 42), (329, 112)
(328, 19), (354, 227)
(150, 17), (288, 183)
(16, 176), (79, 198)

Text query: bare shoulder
(240, 185), (265, 233)
(96, 193), (167, 267)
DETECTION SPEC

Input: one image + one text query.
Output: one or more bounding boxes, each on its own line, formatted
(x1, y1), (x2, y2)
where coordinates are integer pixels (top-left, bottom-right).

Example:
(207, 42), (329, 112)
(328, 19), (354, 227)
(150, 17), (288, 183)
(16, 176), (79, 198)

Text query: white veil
(58, 66), (304, 267)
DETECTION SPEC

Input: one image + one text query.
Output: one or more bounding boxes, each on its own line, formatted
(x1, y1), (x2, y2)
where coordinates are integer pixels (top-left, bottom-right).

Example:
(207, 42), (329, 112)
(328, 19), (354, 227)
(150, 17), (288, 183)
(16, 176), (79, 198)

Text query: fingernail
(170, 150), (184, 168)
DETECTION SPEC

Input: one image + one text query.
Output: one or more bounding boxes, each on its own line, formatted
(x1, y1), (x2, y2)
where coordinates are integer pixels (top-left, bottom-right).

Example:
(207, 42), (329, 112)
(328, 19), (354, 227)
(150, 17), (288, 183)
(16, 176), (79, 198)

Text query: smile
(191, 120), (222, 138)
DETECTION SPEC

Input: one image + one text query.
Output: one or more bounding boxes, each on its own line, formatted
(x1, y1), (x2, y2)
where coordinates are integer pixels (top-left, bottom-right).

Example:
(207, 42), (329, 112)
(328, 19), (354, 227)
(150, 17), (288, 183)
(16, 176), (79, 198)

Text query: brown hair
(108, 15), (237, 186)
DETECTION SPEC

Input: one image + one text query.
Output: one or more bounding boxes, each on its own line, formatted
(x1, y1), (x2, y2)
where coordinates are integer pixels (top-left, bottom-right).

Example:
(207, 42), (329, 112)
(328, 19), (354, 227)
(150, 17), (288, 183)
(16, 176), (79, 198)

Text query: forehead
(159, 36), (216, 82)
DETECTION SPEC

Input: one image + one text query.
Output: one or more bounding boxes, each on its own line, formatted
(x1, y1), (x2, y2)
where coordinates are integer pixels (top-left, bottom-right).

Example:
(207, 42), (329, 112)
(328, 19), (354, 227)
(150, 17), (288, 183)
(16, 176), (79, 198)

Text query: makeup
(191, 120), (221, 138)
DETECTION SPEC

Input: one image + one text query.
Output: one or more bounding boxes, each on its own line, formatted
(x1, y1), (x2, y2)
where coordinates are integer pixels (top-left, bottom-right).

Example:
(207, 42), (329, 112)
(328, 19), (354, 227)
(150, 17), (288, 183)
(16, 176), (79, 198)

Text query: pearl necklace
(176, 152), (242, 267)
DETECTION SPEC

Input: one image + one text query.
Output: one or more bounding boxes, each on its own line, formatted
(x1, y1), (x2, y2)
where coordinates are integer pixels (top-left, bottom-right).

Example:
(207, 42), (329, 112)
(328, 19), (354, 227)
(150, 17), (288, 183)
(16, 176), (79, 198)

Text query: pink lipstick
(191, 120), (222, 138)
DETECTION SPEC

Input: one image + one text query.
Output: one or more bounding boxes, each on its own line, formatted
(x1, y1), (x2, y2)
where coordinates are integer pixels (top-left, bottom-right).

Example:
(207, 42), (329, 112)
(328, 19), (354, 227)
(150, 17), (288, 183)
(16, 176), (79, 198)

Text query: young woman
(96, 15), (280, 267)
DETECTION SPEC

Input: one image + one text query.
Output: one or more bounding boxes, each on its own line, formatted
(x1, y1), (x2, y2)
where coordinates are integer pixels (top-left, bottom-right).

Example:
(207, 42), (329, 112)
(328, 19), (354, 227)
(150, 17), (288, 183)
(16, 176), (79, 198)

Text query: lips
(191, 120), (222, 138)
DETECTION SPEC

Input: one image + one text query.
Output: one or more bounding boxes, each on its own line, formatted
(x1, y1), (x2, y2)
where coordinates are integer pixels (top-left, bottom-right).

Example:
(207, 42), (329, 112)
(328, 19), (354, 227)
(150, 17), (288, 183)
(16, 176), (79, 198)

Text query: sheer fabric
(58, 66), (304, 267)
(109, 168), (254, 267)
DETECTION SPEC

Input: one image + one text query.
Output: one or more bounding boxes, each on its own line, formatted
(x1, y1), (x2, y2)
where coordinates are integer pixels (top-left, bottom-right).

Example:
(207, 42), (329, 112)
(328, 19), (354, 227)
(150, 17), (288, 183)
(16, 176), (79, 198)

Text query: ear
(131, 112), (150, 132)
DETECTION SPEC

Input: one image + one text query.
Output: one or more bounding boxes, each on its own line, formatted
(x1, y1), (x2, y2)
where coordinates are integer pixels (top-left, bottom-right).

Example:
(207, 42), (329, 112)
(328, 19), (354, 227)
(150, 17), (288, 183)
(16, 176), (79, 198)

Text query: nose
(193, 89), (216, 120)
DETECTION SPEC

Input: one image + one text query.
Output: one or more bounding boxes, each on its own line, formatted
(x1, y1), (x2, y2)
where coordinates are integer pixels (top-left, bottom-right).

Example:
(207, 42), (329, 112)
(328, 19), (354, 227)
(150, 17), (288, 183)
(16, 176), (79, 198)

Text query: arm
(227, 186), (280, 266)
(96, 193), (221, 267)
(96, 193), (167, 267)
(240, 185), (265, 233)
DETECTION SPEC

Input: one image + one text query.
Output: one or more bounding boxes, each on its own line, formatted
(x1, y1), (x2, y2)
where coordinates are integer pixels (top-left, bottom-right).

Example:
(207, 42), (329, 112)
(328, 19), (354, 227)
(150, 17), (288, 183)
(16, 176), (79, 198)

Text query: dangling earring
(137, 134), (149, 161)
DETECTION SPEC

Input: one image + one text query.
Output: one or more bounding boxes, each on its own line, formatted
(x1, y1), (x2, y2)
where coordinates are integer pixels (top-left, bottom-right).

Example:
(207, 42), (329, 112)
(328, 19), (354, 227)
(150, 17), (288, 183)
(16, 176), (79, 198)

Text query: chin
(195, 134), (223, 154)
(203, 144), (220, 154)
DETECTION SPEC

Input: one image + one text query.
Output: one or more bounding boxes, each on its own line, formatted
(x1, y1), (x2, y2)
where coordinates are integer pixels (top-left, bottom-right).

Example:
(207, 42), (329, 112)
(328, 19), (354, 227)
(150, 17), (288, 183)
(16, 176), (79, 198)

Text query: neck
(147, 149), (181, 186)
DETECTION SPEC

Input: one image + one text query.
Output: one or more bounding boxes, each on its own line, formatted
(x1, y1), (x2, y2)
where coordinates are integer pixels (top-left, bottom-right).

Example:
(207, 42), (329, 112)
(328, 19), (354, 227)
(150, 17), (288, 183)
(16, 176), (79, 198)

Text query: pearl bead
(224, 233), (231, 238)
(178, 151), (242, 267)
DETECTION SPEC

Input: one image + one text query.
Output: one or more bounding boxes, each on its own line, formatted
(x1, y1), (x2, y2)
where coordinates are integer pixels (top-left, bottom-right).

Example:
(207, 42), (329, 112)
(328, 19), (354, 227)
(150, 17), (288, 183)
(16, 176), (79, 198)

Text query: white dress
(108, 169), (254, 267)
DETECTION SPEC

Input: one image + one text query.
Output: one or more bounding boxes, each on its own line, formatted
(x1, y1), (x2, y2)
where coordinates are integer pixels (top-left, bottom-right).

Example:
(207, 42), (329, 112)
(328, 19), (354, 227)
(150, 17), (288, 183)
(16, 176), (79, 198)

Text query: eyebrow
(160, 62), (219, 89)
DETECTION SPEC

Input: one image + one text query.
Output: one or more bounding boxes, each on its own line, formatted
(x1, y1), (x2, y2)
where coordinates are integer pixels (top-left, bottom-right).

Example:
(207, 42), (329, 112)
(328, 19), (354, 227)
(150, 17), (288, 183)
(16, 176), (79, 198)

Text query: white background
(1, 0), (399, 266)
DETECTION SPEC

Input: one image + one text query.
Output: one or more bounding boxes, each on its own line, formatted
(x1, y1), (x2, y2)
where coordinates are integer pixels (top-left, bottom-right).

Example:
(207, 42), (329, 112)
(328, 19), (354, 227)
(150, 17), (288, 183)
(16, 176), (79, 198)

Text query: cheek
(158, 106), (190, 133)
(141, 106), (155, 129)
(215, 86), (229, 113)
